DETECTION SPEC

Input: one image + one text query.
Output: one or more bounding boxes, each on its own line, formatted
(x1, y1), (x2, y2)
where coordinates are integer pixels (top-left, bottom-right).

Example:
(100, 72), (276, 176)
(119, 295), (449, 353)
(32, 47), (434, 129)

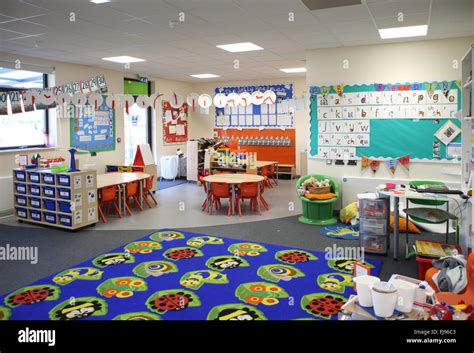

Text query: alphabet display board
(70, 100), (115, 152)
(309, 81), (461, 161)
(214, 83), (293, 128)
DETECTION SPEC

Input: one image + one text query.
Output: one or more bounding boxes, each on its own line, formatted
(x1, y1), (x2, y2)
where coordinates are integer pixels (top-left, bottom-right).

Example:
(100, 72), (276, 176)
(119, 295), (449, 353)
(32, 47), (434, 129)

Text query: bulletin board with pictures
(70, 99), (116, 152)
(214, 83), (294, 128)
(309, 81), (462, 161)
(162, 101), (188, 144)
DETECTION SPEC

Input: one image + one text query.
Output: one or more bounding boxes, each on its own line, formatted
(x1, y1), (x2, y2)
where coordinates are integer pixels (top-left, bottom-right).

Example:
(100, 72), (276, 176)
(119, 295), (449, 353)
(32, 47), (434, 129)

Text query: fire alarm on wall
(117, 137), (121, 143)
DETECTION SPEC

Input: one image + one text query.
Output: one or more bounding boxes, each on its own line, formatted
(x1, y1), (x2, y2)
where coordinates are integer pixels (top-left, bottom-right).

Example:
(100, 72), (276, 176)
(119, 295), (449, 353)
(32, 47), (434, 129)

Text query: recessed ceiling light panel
(280, 67), (307, 73)
(102, 56), (146, 63)
(379, 25), (428, 39)
(190, 74), (220, 79)
(216, 42), (263, 53)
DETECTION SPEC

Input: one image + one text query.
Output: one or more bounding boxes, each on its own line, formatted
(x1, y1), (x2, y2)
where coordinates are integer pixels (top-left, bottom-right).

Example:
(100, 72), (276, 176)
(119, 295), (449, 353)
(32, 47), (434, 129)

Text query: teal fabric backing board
(309, 81), (461, 160)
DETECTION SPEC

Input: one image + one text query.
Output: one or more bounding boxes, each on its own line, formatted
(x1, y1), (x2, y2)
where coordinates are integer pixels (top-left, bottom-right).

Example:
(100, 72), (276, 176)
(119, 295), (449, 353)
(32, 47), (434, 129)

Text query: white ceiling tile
(367, 0), (431, 18)
(375, 13), (430, 28)
(312, 4), (372, 24)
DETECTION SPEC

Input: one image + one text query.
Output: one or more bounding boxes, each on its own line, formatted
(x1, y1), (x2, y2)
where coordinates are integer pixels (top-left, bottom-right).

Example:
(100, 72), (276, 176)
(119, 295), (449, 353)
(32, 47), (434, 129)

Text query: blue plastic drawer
(57, 175), (70, 186)
(29, 210), (42, 222)
(15, 183), (27, 194)
(28, 184), (41, 196)
(16, 207), (27, 219)
(106, 165), (119, 172)
(43, 199), (56, 211)
(42, 173), (55, 185)
(28, 172), (40, 183)
(43, 186), (56, 198)
(43, 212), (57, 224)
(57, 188), (71, 200)
(58, 201), (71, 214)
(15, 195), (27, 206)
(29, 197), (41, 209)
(59, 215), (72, 227)
(14, 170), (26, 182)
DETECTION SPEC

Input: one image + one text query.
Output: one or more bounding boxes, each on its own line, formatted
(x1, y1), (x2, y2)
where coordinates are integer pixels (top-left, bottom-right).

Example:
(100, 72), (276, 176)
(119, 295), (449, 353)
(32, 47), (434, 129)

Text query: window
(123, 78), (152, 165)
(0, 68), (48, 150)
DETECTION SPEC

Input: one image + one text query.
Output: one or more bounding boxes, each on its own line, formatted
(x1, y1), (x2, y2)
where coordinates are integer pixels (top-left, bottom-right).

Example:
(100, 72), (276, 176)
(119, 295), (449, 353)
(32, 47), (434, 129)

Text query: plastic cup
(371, 282), (398, 318)
(353, 275), (380, 307)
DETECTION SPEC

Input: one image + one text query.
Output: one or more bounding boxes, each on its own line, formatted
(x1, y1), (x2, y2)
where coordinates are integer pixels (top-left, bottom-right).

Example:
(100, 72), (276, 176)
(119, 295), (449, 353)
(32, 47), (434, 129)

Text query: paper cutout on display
(386, 159), (398, 175)
(213, 93), (227, 108)
(370, 159), (381, 173)
(122, 94), (135, 115)
(87, 92), (103, 110)
(263, 90), (276, 104)
(186, 93), (199, 112)
(239, 92), (252, 106)
(251, 91), (264, 105)
(397, 155), (410, 171)
(361, 156), (370, 171)
(334, 84), (344, 96)
(198, 94), (212, 108)
(9, 91), (23, 114)
(169, 93), (184, 109)
(136, 95), (151, 109)
(434, 120), (461, 145)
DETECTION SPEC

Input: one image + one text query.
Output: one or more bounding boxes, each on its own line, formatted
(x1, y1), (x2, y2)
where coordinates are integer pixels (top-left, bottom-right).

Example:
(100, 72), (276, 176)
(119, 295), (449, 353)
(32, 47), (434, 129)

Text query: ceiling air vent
(301, 0), (362, 11)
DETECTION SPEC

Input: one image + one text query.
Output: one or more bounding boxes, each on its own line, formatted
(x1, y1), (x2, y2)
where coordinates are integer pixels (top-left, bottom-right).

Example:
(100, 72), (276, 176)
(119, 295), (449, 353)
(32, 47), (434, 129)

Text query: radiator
(341, 176), (460, 207)
(0, 175), (14, 216)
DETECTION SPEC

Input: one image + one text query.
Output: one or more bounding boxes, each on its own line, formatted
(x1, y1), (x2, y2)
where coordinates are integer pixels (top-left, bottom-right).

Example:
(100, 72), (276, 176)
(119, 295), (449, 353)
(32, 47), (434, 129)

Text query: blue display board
(215, 83), (293, 128)
(309, 81), (461, 161)
(70, 100), (115, 152)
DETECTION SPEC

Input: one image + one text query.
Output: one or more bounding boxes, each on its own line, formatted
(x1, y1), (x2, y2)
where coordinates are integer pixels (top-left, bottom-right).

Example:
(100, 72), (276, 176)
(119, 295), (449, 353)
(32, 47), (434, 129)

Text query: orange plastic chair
(201, 181), (217, 212)
(268, 164), (278, 186)
(142, 176), (157, 208)
(125, 180), (143, 216)
(425, 252), (474, 306)
(98, 185), (122, 223)
(259, 180), (269, 211)
(236, 182), (261, 216)
(259, 165), (273, 189)
(210, 182), (233, 216)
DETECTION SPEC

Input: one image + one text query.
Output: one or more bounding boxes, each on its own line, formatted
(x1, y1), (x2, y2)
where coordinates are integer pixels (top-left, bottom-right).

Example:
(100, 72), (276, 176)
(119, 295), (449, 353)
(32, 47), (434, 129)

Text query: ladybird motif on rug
(235, 282), (288, 306)
(4, 285), (61, 308)
(52, 267), (103, 286)
(97, 277), (148, 298)
(327, 258), (374, 274)
(257, 264), (305, 283)
(49, 296), (107, 320)
(275, 249), (318, 264)
(149, 231), (185, 242)
(227, 243), (267, 256)
(92, 252), (135, 268)
(0, 306), (12, 320)
(163, 247), (203, 261)
(317, 273), (353, 294)
(207, 304), (267, 320)
(205, 255), (250, 271)
(133, 260), (178, 278)
(123, 241), (162, 254)
(186, 236), (224, 248)
(113, 312), (161, 320)
(300, 293), (346, 320)
(180, 270), (228, 290)
(146, 289), (200, 314)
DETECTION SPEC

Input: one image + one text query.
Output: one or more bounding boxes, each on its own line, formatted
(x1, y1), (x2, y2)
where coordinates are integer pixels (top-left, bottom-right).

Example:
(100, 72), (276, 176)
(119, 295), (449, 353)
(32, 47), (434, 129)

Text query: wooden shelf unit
(276, 164), (296, 179)
(13, 168), (98, 230)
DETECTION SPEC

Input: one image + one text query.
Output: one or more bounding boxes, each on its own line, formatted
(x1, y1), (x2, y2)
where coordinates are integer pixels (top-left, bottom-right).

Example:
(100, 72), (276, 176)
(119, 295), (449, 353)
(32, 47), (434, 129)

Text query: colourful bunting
(334, 84), (344, 97)
(375, 83), (385, 91)
(397, 154), (410, 171)
(386, 159), (398, 175)
(361, 156), (370, 171)
(370, 160), (381, 173)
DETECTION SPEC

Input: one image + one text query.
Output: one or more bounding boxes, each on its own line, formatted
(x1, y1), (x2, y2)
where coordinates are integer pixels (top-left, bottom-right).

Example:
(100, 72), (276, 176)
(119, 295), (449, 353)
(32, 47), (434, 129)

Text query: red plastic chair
(259, 165), (273, 189)
(259, 180), (269, 211)
(142, 176), (157, 208)
(236, 182), (261, 216)
(209, 182), (233, 216)
(98, 185), (122, 223)
(125, 180), (143, 216)
(268, 164), (278, 186)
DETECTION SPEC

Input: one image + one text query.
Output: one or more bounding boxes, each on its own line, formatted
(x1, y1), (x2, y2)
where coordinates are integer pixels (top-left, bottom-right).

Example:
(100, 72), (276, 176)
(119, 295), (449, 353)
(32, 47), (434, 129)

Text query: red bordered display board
(162, 101), (188, 144)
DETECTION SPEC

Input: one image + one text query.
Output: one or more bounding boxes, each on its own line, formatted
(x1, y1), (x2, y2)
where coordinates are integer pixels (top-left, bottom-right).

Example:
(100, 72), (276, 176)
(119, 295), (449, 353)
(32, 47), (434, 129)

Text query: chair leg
(113, 201), (122, 218)
(209, 197), (214, 215)
(260, 195), (269, 210)
(228, 195), (232, 216)
(237, 197), (242, 217)
(142, 192), (153, 208)
(98, 205), (107, 223)
(149, 191), (158, 205)
(133, 196), (144, 211)
(256, 197), (261, 215)
(124, 202), (132, 216)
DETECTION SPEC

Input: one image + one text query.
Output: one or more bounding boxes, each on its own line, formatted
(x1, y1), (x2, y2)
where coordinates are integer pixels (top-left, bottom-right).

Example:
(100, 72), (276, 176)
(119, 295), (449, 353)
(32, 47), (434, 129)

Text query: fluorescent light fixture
(280, 67), (307, 73)
(379, 25), (428, 39)
(102, 56), (146, 64)
(216, 42), (263, 53)
(0, 70), (42, 80)
(90, 0), (111, 4)
(190, 74), (220, 79)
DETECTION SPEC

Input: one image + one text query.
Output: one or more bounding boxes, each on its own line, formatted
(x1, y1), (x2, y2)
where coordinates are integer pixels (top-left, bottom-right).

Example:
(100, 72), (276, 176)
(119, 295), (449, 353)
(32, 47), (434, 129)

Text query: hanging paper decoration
(122, 94), (135, 114)
(213, 93), (227, 108)
(151, 93), (163, 110)
(0, 92), (9, 115)
(55, 92), (71, 106)
(38, 89), (57, 108)
(9, 91), (23, 114)
(198, 94), (212, 108)
(19, 90), (35, 112)
(186, 93), (199, 112)
(105, 94), (118, 110)
(334, 84), (344, 97)
(320, 86), (330, 97)
(398, 154), (410, 171)
(375, 83), (386, 91)
(136, 95), (151, 109)
(226, 92), (240, 108)
(169, 93), (184, 109)
(71, 92), (87, 107)
(386, 159), (398, 175)
(251, 91), (264, 105)
(262, 90), (276, 104)
(87, 92), (103, 110)
(361, 156), (370, 171)
(370, 160), (381, 173)
(239, 92), (252, 106)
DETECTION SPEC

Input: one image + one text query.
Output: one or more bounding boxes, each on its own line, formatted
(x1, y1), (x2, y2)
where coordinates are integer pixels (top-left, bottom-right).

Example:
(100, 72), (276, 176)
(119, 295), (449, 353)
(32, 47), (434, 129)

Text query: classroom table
(202, 174), (265, 215)
(256, 160), (279, 183)
(97, 172), (150, 217)
(377, 187), (462, 260)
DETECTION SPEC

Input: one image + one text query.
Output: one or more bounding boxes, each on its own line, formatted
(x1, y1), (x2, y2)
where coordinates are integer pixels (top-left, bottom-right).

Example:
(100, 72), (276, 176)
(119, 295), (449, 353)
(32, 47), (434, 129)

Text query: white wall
(305, 36), (474, 189)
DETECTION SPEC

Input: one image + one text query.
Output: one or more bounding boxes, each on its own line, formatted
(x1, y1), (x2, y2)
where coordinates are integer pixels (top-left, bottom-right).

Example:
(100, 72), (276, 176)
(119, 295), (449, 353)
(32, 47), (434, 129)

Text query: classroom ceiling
(0, 0), (473, 83)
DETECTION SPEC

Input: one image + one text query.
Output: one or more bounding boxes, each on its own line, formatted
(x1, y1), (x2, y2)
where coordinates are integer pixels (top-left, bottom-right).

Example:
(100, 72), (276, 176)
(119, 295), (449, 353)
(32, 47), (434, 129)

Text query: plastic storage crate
(43, 212), (57, 224)
(16, 207), (27, 219)
(15, 183), (27, 194)
(14, 170), (26, 182)
(57, 175), (70, 186)
(358, 196), (390, 255)
(28, 184), (41, 196)
(42, 173), (55, 185)
(57, 188), (71, 200)
(29, 210), (42, 222)
(58, 201), (72, 214)
(28, 172), (40, 183)
(15, 195), (27, 206)
(59, 215), (72, 227)
(29, 197), (41, 209)
(43, 186), (56, 198)
(43, 199), (56, 211)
